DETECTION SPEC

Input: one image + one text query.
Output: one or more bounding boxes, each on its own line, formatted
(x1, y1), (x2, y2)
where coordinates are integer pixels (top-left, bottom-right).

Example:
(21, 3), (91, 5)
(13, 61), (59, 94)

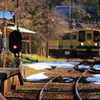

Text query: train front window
(87, 33), (91, 40)
(78, 31), (85, 42)
(94, 31), (99, 42)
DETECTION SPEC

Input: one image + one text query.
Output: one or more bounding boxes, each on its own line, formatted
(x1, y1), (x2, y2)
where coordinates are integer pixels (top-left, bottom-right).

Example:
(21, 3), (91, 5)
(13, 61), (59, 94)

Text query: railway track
(39, 61), (100, 100)
(77, 61), (100, 100)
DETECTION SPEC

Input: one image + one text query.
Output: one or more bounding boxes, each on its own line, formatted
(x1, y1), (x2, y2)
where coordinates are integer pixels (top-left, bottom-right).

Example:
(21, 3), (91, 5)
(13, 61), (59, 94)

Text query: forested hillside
(0, 0), (100, 55)
(0, 0), (69, 55)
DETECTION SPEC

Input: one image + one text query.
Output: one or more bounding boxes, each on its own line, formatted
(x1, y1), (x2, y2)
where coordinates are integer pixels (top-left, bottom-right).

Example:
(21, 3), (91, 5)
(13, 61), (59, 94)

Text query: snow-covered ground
(23, 62), (78, 81)
(26, 72), (48, 81)
(23, 62), (100, 84)
(86, 74), (100, 84)
(62, 77), (73, 82)
(93, 64), (100, 70)
(23, 62), (79, 70)
(78, 65), (90, 69)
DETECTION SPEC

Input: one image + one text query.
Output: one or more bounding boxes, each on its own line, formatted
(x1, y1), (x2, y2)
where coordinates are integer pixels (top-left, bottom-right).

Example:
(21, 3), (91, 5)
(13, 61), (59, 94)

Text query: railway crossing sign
(9, 30), (22, 53)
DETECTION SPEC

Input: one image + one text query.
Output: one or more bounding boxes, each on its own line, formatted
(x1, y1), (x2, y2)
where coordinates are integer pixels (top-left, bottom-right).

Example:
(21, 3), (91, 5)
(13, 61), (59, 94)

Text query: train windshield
(78, 31), (85, 42)
(93, 31), (99, 42)
(87, 33), (91, 40)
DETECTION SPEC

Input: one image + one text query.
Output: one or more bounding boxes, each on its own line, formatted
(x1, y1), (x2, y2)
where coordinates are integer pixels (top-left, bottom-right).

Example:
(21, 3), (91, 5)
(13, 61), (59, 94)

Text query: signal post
(9, 30), (22, 67)
(3, 6), (7, 68)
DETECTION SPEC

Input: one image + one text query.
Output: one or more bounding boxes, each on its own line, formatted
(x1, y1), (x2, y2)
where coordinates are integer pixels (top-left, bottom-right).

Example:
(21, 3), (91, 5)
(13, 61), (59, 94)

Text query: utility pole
(72, 19), (76, 29)
(46, 5), (49, 58)
(69, 0), (73, 29)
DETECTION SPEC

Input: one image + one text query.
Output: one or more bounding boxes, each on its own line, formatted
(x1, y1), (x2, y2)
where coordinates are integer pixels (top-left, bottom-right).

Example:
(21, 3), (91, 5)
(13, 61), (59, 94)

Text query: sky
(0, 11), (15, 19)
(55, 5), (100, 22)
(56, 6), (69, 20)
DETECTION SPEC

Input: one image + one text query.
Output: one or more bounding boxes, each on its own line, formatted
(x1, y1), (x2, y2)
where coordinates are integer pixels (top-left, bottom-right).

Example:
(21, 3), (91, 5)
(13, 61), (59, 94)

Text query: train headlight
(95, 43), (97, 46)
(95, 43), (98, 46)
(81, 43), (84, 46)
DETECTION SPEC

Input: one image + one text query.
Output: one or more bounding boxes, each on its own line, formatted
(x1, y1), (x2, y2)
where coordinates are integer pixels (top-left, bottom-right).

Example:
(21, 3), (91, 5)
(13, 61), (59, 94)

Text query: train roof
(60, 28), (100, 36)
(78, 28), (100, 31)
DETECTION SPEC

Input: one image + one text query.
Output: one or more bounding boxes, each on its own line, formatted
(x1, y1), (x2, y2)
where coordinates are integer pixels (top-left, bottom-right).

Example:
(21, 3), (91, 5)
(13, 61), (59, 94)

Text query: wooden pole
(29, 34), (31, 54)
(3, 6), (7, 68)
(25, 33), (27, 54)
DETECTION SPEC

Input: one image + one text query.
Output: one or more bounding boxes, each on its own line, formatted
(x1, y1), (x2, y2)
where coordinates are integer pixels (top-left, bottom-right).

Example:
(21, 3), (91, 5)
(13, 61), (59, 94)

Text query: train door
(85, 30), (93, 46)
(93, 31), (99, 55)
(77, 31), (85, 46)
(71, 31), (77, 49)
(62, 32), (71, 55)
(93, 31), (99, 43)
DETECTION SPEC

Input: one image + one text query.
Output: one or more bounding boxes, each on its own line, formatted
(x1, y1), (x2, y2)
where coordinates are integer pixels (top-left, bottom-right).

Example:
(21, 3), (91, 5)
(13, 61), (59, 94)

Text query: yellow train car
(49, 30), (77, 57)
(60, 30), (77, 56)
(48, 28), (100, 58)
(77, 28), (100, 57)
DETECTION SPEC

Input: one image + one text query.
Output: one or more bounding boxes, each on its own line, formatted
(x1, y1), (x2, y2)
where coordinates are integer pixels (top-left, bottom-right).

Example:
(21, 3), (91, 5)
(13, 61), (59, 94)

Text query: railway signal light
(9, 30), (22, 53)
(13, 45), (18, 49)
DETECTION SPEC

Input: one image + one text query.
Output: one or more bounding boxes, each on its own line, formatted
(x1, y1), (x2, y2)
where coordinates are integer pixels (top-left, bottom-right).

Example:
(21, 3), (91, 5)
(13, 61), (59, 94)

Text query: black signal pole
(15, 0), (21, 67)
(17, 0), (18, 30)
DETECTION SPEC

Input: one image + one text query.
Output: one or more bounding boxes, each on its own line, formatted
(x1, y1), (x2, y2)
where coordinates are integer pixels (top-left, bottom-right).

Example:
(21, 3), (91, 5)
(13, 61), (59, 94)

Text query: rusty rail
(75, 61), (99, 100)
(39, 62), (81, 100)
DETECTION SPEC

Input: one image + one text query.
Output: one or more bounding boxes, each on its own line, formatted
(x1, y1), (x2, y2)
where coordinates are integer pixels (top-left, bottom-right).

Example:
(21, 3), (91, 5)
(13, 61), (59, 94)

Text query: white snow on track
(25, 72), (48, 81)
(23, 62), (100, 82)
(23, 62), (78, 70)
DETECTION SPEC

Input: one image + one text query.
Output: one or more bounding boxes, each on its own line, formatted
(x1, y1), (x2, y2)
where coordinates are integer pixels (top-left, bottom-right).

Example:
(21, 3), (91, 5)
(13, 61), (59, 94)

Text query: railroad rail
(75, 62), (94, 100)
(39, 61), (100, 100)
(39, 62), (81, 100)
(76, 61), (100, 100)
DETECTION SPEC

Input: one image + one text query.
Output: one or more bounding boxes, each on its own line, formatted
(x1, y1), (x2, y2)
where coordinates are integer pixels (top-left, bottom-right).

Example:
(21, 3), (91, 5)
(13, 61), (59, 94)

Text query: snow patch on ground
(86, 74), (100, 84)
(93, 64), (100, 70)
(78, 65), (90, 69)
(23, 62), (100, 81)
(23, 62), (79, 70)
(62, 77), (73, 82)
(25, 72), (48, 81)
